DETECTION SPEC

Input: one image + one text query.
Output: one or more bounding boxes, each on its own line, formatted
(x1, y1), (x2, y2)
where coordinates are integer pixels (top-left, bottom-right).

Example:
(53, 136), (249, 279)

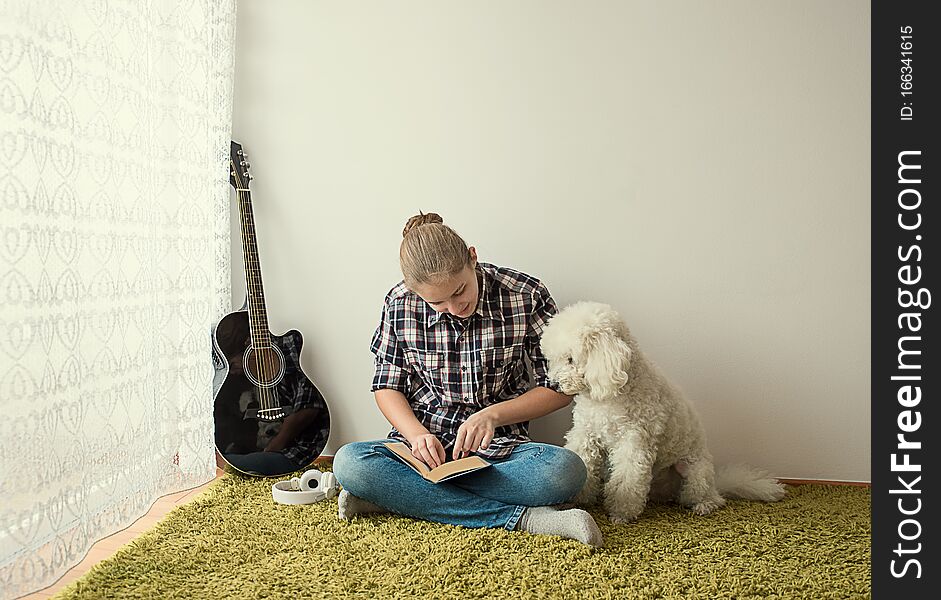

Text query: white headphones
(271, 469), (339, 505)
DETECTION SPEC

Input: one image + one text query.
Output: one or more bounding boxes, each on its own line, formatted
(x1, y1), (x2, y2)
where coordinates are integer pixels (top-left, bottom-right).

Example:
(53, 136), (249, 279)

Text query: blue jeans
(332, 438), (587, 530)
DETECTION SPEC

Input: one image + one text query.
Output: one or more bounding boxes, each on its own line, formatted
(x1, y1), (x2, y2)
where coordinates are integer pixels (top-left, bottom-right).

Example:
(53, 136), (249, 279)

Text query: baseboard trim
(315, 455), (868, 487)
(777, 478), (870, 487)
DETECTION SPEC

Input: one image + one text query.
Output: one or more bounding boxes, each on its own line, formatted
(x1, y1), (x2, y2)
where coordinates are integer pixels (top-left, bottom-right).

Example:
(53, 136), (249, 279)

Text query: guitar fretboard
(236, 189), (271, 346)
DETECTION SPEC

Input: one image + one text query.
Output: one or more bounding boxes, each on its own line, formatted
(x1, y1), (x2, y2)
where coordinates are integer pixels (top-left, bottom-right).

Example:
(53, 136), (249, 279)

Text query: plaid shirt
(370, 262), (560, 459)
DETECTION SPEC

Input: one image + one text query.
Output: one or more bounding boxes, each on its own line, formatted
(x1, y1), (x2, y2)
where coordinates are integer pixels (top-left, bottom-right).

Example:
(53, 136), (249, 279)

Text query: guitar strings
(241, 186), (273, 413)
(245, 192), (278, 411)
(243, 187), (273, 413)
(234, 173), (263, 411)
(237, 186), (261, 411)
(233, 160), (274, 415)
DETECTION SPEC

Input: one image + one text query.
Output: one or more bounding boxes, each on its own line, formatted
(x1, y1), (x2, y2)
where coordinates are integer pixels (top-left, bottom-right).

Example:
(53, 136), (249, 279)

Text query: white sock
(515, 506), (603, 547)
(337, 489), (388, 520)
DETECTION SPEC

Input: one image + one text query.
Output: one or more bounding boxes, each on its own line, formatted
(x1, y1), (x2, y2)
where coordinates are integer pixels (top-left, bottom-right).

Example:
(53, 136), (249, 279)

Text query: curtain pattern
(0, 1), (235, 597)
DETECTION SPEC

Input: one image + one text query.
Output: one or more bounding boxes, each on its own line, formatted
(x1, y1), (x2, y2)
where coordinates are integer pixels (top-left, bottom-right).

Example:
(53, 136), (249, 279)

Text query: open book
(383, 442), (491, 483)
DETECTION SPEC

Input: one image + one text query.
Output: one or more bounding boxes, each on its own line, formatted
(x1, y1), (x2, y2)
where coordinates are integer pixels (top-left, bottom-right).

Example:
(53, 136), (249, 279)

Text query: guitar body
(213, 141), (330, 478)
(212, 309), (330, 477)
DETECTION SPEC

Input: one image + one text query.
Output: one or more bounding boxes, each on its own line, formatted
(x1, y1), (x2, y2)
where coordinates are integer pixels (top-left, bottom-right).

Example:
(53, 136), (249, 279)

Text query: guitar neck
(235, 188), (272, 345)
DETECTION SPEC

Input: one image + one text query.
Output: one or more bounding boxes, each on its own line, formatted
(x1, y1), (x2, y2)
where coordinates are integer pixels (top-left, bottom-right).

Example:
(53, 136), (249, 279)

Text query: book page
(383, 442), (490, 483)
(423, 456), (490, 483)
(383, 442), (431, 476)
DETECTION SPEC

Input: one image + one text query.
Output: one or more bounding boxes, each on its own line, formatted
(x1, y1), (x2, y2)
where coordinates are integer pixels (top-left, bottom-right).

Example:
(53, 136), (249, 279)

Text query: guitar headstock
(229, 140), (253, 190)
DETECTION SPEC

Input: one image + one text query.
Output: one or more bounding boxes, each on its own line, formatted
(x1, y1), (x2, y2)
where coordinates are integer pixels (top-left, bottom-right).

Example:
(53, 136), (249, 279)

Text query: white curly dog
(540, 301), (785, 523)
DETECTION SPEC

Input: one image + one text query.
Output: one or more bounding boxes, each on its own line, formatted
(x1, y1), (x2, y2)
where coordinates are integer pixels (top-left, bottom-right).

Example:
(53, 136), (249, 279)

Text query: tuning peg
(240, 161), (250, 168)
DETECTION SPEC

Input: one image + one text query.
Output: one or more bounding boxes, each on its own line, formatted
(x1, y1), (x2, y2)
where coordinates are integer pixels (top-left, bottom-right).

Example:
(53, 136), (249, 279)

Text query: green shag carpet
(54, 471), (870, 599)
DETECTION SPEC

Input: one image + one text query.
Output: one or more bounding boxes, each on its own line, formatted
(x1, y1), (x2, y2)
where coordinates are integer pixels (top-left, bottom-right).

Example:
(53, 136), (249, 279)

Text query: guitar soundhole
(243, 345), (285, 387)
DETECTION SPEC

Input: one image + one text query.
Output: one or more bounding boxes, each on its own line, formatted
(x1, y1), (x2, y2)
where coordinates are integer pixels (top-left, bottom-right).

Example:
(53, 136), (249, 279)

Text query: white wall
(230, 0), (870, 481)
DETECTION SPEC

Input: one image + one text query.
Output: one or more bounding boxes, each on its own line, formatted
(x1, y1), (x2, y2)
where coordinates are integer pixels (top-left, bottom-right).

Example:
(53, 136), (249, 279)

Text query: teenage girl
(332, 213), (601, 546)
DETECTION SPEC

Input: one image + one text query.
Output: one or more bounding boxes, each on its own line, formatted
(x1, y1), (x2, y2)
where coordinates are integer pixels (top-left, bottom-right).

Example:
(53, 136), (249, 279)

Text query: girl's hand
(453, 409), (497, 460)
(408, 433), (446, 469)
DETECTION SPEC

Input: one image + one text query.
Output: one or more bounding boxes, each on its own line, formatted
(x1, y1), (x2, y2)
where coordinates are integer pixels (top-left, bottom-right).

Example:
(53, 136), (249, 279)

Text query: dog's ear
(583, 328), (632, 400)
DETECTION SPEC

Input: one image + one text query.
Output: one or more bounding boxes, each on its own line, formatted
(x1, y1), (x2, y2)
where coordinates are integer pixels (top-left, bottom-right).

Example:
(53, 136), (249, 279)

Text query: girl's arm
(479, 386), (572, 427)
(375, 389), (447, 468)
(374, 389), (430, 443)
(452, 387), (572, 460)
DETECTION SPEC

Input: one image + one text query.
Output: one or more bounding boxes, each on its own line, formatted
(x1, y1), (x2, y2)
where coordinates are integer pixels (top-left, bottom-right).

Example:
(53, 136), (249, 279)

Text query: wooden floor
(21, 469), (225, 599)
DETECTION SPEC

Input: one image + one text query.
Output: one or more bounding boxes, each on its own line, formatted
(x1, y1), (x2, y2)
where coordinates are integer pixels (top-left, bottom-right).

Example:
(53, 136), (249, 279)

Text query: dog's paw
(691, 499), (725, 516)
(607, 511), (640, 524)
(605, 500), (644, 524)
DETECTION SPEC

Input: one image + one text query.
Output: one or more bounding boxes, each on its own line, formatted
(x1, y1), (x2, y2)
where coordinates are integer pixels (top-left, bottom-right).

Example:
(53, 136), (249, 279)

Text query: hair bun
(402, 212), (444, 238)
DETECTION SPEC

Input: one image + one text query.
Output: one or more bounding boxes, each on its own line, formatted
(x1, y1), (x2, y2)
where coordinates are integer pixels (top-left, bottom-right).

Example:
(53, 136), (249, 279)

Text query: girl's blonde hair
(400, 212), (472, 288)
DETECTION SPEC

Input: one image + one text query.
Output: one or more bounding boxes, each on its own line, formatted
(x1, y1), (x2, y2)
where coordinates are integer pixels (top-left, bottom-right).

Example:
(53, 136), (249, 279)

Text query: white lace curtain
(0, 1), (236, 597)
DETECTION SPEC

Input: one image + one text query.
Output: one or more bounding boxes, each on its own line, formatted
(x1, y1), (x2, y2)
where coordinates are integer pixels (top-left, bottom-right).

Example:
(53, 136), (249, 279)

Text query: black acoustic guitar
(212, 140), (330, 477)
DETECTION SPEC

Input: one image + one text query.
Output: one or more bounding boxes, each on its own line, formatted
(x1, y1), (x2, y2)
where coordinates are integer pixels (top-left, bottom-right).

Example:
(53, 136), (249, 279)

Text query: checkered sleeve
(526, 282), (561, 392)
(369, 301), (410, 393)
